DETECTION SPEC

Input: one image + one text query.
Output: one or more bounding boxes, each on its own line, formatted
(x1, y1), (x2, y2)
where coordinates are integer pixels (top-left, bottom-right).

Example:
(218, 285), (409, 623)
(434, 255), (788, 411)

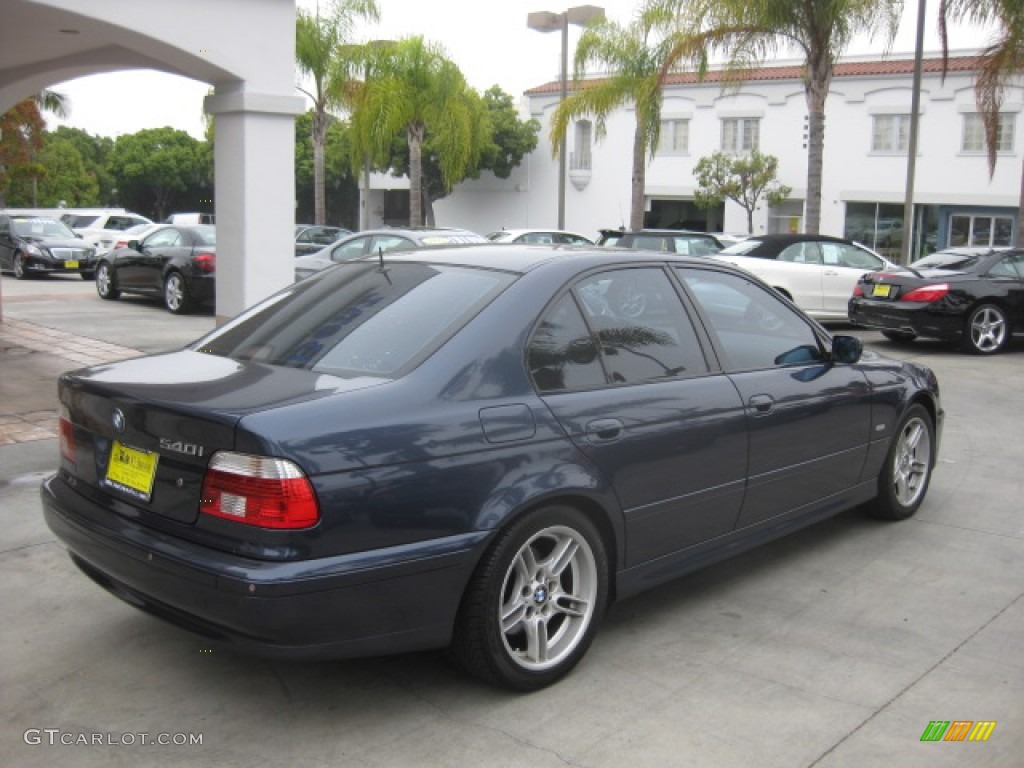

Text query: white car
(712, 234), (896, 322)
(62, 211), (153, 255)
(486, 229), (593, 245)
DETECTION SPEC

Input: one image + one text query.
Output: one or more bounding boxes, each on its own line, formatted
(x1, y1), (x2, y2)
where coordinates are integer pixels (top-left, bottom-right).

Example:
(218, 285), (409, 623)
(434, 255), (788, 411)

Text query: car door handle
(585, 418), (623, 442)
(748, 394), (774, 415)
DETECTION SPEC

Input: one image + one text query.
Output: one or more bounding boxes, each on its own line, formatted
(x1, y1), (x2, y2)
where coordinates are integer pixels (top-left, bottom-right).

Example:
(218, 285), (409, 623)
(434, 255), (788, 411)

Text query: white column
(204, 88), (304, 322)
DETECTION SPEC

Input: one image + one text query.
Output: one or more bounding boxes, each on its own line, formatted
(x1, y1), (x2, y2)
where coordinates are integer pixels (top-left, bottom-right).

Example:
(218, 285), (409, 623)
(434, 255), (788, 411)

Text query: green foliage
(106, 127), (206, 220)
(693, 150), (791, 233)
(294, 110), (358, 227)
(50, 126), (115, 202)
(0, 99), (46, 207)
(5, 134), (100, 207)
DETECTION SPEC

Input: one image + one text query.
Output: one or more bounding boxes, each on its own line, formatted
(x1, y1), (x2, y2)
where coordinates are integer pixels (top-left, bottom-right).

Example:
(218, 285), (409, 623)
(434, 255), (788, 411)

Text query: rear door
(529, 266), (748, 566)
(677, 267), (872, 529)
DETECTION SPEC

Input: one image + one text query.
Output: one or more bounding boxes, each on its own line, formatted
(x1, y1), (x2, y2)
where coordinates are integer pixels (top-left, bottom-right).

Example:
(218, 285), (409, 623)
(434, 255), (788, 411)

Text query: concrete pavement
(1, 273), (1021, 767)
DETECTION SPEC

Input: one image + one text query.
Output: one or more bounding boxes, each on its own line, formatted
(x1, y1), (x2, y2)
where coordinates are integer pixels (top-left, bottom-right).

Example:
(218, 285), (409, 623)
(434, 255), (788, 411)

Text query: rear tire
(95, 262), (120, 300)
(164, 271), (192, 314)
(449, 505), (609, 691)
(962, 303), (1009, 354)
(867, 404), (934, 521)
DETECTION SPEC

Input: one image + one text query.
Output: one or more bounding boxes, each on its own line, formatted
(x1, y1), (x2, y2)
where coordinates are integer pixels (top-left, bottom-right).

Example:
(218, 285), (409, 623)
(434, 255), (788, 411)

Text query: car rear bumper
(848, 299), (963, 340)
(41, 474), (488, 659)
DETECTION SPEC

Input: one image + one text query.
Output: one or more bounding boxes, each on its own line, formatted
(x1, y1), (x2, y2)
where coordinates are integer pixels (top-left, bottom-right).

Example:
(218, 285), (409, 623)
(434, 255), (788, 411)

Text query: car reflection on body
(43, 244), (942, 691)
(849, 246), (1024, 354)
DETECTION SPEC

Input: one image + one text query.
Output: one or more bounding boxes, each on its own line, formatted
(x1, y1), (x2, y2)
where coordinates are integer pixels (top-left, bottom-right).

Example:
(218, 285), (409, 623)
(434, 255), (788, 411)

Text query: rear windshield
(911, 252), (983, 271)
(191, 225), (216, 245)
(196, 262), (514, 377)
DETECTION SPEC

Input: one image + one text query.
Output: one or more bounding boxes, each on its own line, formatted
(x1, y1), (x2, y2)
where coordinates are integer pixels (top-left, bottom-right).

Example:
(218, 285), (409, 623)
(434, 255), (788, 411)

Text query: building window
(871, 114), (909, 152)
(571, 120), (592, 171)
(949, 214), (1015, 247)
(962, 113), (1015, 153)
(721, 118), (759, 153)
(657, 119), (690, 155)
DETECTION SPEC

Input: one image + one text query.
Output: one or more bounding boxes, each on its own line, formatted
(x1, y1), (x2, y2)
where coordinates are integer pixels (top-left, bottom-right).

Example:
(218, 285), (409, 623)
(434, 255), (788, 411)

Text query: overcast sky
(48, 0), (994, 140)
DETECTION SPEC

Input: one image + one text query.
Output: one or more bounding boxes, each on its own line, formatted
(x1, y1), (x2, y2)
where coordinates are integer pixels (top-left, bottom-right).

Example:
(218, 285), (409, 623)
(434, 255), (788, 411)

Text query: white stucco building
(436, 52), (1022, 260)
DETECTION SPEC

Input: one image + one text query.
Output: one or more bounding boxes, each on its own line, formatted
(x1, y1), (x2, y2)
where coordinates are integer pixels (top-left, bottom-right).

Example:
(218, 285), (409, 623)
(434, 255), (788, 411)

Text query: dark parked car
(294, 226), (487, 280)
(849, 246), (1024, 354)
(714, 234), (895, 322)
(43, 245), (942, 691)
(597, 228), (723, 256)
(0, 214), (97, 279)
(294, 224), (350, 257)
(95, 225), (216, 314)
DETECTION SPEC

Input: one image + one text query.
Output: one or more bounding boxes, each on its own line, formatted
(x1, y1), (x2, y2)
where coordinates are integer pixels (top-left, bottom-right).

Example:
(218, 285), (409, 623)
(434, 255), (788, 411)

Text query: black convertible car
(849, 247), (1024, 354)
(43, 245), (942, 690)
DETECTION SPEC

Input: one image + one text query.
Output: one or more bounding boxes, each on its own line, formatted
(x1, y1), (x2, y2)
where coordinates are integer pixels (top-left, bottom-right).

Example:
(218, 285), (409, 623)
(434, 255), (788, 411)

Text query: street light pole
(528, 5), (604, 230)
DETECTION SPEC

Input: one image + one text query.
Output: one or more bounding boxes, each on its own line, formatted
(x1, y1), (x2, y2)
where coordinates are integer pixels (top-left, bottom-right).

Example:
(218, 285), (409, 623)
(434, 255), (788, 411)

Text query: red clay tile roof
(524, 55), (986, 95)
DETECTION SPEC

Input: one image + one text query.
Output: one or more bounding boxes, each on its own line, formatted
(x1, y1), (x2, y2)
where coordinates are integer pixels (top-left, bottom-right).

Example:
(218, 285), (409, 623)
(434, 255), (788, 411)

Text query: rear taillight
(852, 283), (864, 297)
(195, 252), (216, 273)
(58, 404), (76, 463)
(200, 452), (318, 529)
(900, 283), (949, 303)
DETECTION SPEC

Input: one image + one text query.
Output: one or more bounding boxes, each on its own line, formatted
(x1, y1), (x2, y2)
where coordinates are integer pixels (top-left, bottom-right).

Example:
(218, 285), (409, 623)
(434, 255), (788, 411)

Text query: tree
(294, 110), (358, 226)
(652, 0), (902, 234)
(49, 126), (115, 202)
(5, 134), (99, 207)
(551, 14), (682, 230)
(386, 85), (537, 225)
(361, 36), (483, 226)
(693, 149), (791, 233)
(295, 0), (380, 226)
(0, 90), (69, 207)
(106, 127), (204, 220)
(939, 0), (1024, 245)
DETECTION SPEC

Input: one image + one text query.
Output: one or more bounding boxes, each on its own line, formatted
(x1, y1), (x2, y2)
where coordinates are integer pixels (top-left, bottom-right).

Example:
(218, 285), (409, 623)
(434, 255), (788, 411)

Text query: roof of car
(742, 233), (854, 244)
(370, 242), (716, 274)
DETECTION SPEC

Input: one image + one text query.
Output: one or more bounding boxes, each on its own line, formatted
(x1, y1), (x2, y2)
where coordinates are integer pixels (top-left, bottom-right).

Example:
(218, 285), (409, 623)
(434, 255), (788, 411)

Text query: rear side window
(198, 263), (513, 377)
(528, 267), (709, 392)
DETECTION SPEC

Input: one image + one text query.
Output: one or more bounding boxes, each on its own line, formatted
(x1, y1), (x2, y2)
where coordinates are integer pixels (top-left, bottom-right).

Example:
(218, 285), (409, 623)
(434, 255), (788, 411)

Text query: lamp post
(527, 5), (604, 230)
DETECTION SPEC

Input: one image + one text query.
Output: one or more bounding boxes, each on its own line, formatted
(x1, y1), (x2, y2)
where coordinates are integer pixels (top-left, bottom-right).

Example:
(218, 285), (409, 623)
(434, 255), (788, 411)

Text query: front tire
(449, 505), (609, 691)
(95, 262), (120, 300)
(867, 404), (934, 521)
(13, 252), (29, 280)
(963, 303), (1009, 354)
(164, 271), (192, 314)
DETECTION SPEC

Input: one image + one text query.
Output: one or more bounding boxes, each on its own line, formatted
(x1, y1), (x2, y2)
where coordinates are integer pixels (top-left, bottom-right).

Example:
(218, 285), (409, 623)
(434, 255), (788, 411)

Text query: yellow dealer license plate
(64, 260), (79, 268)
(104, 441), (158, 501)
(872, 284), (892, 298)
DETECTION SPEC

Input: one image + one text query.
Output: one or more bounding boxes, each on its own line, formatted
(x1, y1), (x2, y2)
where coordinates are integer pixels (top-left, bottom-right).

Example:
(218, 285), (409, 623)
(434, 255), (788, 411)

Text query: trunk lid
(59, 349), (385, 524)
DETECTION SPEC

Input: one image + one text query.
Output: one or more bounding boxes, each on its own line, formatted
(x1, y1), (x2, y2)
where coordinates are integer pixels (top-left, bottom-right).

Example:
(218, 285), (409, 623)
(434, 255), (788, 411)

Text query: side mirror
(832, 335), (863, 364)
(127, 240), (141, 251)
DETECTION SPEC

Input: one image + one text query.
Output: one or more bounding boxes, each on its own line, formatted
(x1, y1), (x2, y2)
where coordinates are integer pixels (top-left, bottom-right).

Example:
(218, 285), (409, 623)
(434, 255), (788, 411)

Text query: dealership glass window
(962, 113), (1015, 153)
(658, 119), (690, 155)
(949, 215), (1015, 247)
(871, 114), (909, 152)
(721, 118), (760, 153)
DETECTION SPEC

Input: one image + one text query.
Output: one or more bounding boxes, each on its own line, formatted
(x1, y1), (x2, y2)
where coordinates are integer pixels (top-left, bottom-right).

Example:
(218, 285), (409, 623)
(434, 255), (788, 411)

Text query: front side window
(962, 113), (1015, 152)
(678, 268), (825, 371)
(822, 243), (884, 270)
(658, 119), (690, 155)
(871, 115), (909, 152)
(721, 118), (760, 153)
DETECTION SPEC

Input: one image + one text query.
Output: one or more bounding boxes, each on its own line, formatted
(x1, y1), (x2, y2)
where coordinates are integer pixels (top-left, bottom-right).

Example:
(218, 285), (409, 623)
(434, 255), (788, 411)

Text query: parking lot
(2, 273), (1021, 768)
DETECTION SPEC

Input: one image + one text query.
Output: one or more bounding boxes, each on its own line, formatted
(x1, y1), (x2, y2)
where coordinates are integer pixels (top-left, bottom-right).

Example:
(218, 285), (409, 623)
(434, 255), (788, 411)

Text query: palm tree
(295, 0), (380, 225)
(360, 36), (482, 226)
(651, 0), (903, 234)
(550, 15), (684, 230)
(939, 0), (1024, 245)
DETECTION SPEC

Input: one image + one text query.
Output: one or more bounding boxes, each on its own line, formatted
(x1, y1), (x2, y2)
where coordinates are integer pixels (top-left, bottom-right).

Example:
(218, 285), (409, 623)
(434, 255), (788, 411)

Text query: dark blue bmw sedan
(42, 245), (943, 690)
